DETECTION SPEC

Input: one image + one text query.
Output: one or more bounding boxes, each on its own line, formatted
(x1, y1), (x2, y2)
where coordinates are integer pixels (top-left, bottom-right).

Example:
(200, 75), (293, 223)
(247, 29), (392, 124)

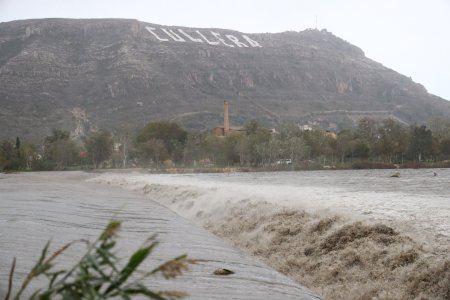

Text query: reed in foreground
(5, 220), (196, 300)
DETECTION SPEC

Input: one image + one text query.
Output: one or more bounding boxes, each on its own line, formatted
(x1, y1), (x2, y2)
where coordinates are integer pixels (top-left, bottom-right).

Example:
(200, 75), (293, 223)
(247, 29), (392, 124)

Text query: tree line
(1, 117), (450, 172)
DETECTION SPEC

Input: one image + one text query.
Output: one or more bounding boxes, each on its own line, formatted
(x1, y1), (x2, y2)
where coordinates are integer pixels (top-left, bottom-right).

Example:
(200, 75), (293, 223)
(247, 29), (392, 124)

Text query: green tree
(354, 118), (379, 157)
(15, 136), (21, 150)
(375, 119), (409, 163)
(244, 119), (259, 135)
(19, 142), (38, 170)
(283, 136), (309, 165)
(440, 138), (450, 159)
(183, 133), (209, 165)
(204, 135), (227, 166)
(357, 118), (378, 143)
(0, 139), (41, 171)
(428, 117), (450, 140)
(0, 142), (6, 169)
(277, 123), (302, 140)
(44, 129), (79, 170)
(1, 139), (34, 170)
(85, 131), (114, 168)
(236, 121), (271, 166)
(0, 140), (20, 171)
(336, 129), (354, 163)
(408, 125), (433, 162)
(353, 140), (370, 159)
(135, 122), (187, 165)
(224, 134), (243, 165)
(302, 130), (335, 163)
(115, 125), (133, 168)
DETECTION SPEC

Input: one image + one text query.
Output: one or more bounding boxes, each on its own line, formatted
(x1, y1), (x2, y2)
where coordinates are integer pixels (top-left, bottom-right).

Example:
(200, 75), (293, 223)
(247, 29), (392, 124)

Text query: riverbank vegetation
(1, 117), (450, 172)
(5, 220), (194, 299)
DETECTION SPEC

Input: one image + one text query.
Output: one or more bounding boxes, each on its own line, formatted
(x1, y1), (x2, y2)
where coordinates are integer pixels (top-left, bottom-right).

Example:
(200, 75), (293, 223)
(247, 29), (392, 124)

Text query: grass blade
(5, 257), (16, 300)
(104, 243), (157, 295)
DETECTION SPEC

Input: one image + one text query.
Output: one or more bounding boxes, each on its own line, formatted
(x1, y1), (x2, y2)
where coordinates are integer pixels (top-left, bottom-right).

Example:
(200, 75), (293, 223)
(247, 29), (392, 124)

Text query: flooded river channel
(0, 171), (317, 299)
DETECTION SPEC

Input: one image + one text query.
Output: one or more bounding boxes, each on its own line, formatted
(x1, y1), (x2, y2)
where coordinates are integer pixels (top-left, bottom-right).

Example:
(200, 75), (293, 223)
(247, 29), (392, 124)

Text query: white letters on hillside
(145, 27), (168, 42)
(211, 32), (234, 47)
(225, 35), (249, 47)
(178, 29), (203, 43)
(145, 26), (263, 48)
(195, 30), (220, 45)
(242, 35), (262, 48)
(160, 28), (185, 42)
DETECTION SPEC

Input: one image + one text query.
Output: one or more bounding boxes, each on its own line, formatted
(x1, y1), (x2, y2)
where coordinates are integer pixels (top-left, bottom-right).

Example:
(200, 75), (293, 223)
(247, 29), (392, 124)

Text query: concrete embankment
(0, 171), (319, 299)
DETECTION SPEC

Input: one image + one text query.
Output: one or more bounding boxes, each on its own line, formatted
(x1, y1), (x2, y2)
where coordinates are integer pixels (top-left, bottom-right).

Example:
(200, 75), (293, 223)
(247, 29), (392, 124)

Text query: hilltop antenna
(315, 15), (318, 30)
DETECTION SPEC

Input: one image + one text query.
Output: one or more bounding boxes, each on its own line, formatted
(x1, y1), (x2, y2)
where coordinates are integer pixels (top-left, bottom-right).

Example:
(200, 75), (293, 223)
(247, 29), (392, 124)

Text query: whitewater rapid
(90, 169), (450, 299)
(91, 169), (450, 245)
(0, 172), (318, 299)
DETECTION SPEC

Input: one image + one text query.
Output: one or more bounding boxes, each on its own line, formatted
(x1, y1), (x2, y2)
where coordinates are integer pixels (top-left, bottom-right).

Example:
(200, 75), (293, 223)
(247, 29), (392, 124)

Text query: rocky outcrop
(1, 18), (449, 141)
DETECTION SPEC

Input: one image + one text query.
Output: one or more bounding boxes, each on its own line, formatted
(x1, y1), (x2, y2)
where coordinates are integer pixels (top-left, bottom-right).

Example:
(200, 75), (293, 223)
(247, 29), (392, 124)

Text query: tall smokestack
(224, 100), (230, 132)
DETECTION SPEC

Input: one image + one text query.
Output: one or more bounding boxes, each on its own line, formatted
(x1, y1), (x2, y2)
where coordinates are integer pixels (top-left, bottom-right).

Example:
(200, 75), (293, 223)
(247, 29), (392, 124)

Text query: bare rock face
(1, 18), (449, 141)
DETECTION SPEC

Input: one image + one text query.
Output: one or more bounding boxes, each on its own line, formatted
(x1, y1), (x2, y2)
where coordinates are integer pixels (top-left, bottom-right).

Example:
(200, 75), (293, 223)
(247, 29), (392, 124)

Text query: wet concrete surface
(0, 171), (319, 299)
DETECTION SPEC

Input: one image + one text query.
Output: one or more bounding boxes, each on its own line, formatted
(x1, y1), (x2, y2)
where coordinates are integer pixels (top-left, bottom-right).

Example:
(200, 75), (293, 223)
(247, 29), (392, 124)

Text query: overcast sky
(1, 0), (449, 100)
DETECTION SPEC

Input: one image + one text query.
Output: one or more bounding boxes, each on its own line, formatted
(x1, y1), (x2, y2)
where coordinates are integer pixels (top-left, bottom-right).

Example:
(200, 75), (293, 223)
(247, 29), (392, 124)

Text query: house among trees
(211, 101), (245, 136)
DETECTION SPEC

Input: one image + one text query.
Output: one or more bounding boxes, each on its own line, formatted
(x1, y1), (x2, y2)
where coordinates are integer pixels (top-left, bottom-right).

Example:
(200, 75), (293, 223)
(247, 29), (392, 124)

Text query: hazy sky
(1, 0), (449, 100)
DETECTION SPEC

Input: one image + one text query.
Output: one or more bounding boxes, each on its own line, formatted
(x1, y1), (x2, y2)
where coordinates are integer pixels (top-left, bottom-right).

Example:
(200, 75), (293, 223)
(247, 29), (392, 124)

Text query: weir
(0, 172), (319, 299)
(90, 170), (450, 300)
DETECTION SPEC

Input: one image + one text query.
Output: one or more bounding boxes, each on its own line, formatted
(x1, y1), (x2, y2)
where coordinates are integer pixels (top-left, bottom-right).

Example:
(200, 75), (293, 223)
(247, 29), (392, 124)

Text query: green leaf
(47, 270), (66, 288)
(37, 291), (51, 300)
(96, 248), (119, 273)
(29, 289), (42, 300)
(38, 241), (51, 266)
(123, 284), (167, 300)
(104, 243), (157, 295)
(100, 240), (116, 251)
(35, 263), (52, 275)
(86, 255), (110, 282)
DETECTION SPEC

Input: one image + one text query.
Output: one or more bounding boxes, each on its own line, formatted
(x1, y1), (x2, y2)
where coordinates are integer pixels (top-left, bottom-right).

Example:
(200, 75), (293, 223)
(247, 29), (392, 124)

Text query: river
(90, 168), (450, 299)
(0, 171), (318, 299)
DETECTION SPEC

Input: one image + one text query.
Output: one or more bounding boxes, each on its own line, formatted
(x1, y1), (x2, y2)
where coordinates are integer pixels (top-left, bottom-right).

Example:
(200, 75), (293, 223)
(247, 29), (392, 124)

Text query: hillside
(1, 18), (449, 141)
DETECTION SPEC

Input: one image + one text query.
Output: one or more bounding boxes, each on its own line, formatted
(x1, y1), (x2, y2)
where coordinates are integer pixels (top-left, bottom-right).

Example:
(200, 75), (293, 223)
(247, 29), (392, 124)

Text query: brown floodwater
(0, 171), (318, 299)
(92, 169), (450, 299)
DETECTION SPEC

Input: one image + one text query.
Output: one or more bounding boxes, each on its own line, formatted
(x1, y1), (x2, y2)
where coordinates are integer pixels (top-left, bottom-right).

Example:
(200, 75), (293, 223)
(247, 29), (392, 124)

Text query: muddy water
(0, 172), (318, 299)
(91, 169), (450, 299)
(93, 168), (450, 246)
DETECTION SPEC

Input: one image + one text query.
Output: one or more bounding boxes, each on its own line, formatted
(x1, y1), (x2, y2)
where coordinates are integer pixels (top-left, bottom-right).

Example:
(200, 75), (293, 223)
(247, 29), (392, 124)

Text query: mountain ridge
(1, 18), (449, 141)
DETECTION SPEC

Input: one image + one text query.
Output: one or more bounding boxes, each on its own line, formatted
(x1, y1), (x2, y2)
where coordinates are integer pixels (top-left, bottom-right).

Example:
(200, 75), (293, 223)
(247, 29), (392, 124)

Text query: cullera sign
(145, 26), (262, 48)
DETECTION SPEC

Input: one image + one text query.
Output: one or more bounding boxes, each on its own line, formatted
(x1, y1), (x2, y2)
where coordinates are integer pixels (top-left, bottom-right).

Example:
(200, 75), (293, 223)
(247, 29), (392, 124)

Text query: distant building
(276, 158), (292, 165)
(299, 124), (313, 131)
(211, 101), (245, 136)
(298, 123), (337, 139)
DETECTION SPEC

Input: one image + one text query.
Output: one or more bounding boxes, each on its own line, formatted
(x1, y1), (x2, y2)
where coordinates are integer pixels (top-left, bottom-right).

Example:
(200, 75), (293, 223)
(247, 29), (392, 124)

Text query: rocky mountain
(1, 18), (449, 142)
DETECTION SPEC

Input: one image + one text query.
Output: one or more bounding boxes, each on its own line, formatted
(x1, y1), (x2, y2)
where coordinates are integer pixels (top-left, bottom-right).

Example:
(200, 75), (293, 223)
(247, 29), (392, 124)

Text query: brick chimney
(224, 100), (230, 132)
